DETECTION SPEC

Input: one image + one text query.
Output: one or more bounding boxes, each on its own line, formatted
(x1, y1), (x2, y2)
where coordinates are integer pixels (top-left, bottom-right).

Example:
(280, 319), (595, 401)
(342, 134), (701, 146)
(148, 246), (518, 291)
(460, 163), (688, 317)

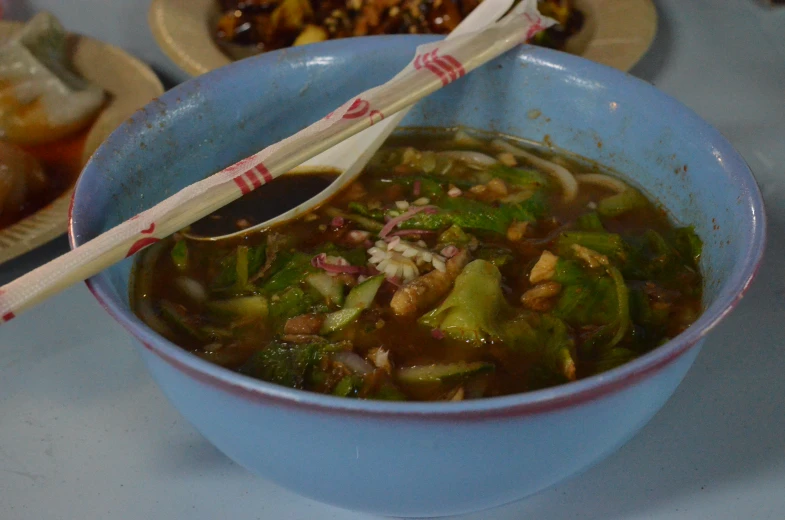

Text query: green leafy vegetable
(419, 260), (505, 344)
(261, 252), (316, 294)
(576, 212), (605, 231)
(347, 202), (386, 221)
(672, 226), (703, 267)
(438, 225), (472, 247)
(474, 245), (514, 268)
(324, 207), (383, 232)
(499, 312), (576, 383)
(171, 240), (188, 271)
(557, 231), (626, 259)
(487, 163), (548, 188)
(239, 341), (323, 389)
(332, 375), (363, 397)
(394, 176), (445, 198)
(269, 287), (314, 323)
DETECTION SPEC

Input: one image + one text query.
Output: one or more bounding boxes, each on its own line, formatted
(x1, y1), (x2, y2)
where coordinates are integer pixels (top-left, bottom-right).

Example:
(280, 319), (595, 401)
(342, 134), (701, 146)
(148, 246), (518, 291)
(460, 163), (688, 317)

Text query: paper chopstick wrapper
(0, 0), (555, 323)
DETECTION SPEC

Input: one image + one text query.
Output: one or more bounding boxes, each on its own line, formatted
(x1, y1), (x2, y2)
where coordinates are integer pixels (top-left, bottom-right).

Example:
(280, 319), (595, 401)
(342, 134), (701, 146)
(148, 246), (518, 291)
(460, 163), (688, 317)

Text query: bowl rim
(70, 38), (767, 421)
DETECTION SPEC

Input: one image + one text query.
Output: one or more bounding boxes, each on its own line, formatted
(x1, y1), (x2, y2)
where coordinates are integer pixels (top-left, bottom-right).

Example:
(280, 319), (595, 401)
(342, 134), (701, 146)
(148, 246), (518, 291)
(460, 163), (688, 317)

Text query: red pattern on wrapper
(233, 175), (251, 194)
(125, 223), (159, 257)
(369, 110), (384, 125)
(414, 49), (466, 86)
(342, 98), (371, 119)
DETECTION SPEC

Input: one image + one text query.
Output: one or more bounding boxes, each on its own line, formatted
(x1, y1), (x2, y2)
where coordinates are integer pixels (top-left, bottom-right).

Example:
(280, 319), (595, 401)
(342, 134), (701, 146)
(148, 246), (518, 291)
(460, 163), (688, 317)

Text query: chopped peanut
(571, 244), (608, 269)
(530, 250), (558, 284)
(486, 178), (508, 196)
(506, 221), (529, 241)
(497, 152), (517, 166)
(521, 281), (562, 311)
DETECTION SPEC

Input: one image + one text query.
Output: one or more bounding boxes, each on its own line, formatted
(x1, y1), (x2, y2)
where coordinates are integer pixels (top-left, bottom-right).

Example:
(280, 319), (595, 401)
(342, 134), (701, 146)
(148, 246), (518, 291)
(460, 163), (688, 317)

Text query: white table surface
(2, 1), (784, 519)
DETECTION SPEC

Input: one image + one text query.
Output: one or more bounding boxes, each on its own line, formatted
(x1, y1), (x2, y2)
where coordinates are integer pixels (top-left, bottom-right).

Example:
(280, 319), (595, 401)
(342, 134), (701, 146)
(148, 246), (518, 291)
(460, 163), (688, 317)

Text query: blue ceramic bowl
(69, 37), (765, 517)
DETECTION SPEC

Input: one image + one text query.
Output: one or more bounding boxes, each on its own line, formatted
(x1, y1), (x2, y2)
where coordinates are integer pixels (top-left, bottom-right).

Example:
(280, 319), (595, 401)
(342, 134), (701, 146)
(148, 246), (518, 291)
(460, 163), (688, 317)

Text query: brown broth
(132, 130), (704, 401)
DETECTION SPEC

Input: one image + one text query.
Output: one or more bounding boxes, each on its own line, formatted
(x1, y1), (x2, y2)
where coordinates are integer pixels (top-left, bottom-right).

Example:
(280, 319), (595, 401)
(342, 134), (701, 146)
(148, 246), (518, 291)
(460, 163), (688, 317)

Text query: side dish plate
(149, 0), (657, 77)
(0, 21), (165, 265)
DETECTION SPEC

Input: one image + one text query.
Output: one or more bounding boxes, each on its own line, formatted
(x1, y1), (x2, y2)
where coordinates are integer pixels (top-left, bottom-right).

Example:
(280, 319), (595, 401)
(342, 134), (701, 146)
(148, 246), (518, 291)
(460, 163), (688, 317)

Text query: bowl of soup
(69, 36), (765, 517)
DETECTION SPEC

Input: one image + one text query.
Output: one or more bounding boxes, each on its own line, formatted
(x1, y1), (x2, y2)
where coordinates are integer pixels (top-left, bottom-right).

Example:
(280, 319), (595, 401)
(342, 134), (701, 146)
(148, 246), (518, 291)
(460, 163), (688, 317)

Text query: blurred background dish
(149, 0), (657, 77)
(0, 13), (164, 265)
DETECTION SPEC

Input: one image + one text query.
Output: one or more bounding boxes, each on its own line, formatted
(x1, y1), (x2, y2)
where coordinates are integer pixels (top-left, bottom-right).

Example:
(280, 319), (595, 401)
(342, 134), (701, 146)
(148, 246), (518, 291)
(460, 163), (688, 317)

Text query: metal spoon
(184, 0), (515, 241)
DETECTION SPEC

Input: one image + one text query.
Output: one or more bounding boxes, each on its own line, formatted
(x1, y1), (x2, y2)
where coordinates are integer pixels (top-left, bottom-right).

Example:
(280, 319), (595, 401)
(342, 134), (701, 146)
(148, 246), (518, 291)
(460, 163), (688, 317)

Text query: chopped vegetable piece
(597, 188), (649, 217)
(487, 163), (548, 188)
(324, 207), (383, 232)
(576, 212), (604, 231)
(306, 272), (345, 307)
(396, 361), (494, 384)
(208, 295), (269, 318)
(344, 275), (384, 309)
(171, 240), (188, 271)
(419, 260), (506, 344)
(557, 231), (625, 259)
(261, 252), (316, 294)
(320, 308), (362, 334)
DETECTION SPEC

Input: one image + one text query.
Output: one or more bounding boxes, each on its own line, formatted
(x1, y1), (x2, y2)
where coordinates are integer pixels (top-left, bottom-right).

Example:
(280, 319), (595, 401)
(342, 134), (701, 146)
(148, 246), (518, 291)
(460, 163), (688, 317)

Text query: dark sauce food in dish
(132, 129), (703, 402)
(214, 0), (584, 60)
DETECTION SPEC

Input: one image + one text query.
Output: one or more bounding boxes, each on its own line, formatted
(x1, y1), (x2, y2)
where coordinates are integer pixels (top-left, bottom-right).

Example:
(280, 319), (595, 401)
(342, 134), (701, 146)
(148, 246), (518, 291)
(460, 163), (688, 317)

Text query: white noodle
(490, 139), (578, 202)
(438, 150), (499, 169)
(575, 173), (629, 194)
(175, 277), (207, 302)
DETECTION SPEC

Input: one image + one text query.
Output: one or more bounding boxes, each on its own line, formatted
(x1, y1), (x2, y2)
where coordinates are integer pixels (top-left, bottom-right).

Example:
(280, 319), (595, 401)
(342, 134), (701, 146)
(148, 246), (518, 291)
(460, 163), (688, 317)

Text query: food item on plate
(214, 0), (584, 60)
(0, 12), (105, 145)
(0, 12), (105, 231)
(132, 129), (704, 402)
(0, 141), (48, 221)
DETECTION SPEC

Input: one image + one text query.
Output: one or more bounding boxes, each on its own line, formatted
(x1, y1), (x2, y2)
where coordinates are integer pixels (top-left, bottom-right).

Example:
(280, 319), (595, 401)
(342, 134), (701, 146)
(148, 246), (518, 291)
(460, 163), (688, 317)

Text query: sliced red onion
(333, 351), (374, 375)
(379, 205), (438, 238)
(431, 328), (445, 340)
(385, 276), (403, 288)
(388, 229), (437, 237)
(311, 253), (363, 274)
(331, 216), (345, 227)
(413, 180), (421, 196)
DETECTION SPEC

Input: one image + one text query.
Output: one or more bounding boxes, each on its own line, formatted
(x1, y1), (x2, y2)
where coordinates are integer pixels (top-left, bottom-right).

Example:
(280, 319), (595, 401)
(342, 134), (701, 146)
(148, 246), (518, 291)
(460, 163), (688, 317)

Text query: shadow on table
(456, 220), (784, 519)
(630, 0), (673, 85)
(0, 235), (70, 286)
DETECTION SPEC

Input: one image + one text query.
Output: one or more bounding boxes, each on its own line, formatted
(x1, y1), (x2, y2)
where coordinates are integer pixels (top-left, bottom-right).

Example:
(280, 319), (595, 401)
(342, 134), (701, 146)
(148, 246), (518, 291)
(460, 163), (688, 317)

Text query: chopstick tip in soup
(131, 129), (704, 402)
